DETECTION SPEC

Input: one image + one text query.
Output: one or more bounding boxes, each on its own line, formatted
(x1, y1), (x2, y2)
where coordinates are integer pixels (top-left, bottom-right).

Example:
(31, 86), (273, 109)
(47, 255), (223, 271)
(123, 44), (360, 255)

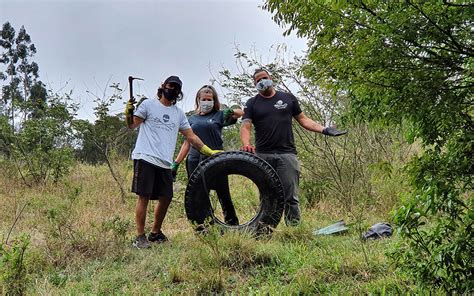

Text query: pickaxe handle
(128, 76), (143, 103)
(128, 76), (134, 103)
(127, 75), (143, 125)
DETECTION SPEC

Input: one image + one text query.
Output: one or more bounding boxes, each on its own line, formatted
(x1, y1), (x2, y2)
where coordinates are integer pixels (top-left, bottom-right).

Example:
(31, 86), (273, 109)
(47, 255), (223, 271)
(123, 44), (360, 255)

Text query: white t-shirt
(131, 98), (191, 168)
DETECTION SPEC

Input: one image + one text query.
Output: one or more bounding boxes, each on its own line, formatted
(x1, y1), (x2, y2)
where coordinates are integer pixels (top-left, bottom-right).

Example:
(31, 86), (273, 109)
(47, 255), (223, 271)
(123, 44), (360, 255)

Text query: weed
(100, 215), (132, 253)
(0, 234), (30, 295)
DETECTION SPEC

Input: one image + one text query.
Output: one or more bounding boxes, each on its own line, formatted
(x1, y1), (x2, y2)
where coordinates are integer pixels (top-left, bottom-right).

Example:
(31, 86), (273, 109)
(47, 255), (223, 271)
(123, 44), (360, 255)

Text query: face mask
(256, 79), (273, 92)
(199, 100), (214, 114)
(163, 88), (180, 101)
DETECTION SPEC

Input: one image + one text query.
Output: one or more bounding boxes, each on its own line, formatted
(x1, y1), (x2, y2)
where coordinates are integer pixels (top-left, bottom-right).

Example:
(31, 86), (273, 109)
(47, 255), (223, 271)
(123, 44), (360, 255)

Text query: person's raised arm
(124, 100), (144, 129)
(230, 107), (244, 120)
(294, 112), (324, 133)
(126, 116), (144, 129)
(294, 112), (347, 136)
(223, 105), (244, 126)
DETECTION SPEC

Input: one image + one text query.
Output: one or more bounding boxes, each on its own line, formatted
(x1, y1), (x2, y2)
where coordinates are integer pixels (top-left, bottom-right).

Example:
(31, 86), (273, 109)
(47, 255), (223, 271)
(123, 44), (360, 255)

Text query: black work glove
(322, 126), (347, 136)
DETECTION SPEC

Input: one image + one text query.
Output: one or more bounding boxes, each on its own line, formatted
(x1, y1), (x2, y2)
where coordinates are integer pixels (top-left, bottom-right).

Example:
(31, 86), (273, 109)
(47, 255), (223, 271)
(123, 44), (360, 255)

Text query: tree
(15, 91), (77, 185)
(0, 22), (39, 127)
(263, 1), (473, 292)
(216, 45), (412, 221)
(0, 22), (76, 186)
(74, 115), (136, 165)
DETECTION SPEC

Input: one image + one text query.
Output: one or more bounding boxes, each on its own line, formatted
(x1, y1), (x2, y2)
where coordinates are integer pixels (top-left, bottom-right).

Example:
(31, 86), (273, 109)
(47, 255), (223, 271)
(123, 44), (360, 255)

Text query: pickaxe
(128, 75), (144, 103)
(127, 75), (143, 125)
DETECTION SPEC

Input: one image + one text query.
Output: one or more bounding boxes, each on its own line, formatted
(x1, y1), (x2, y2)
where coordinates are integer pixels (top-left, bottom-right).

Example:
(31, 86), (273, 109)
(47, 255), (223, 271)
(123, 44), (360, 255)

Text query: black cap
(164, 75), (182, 90)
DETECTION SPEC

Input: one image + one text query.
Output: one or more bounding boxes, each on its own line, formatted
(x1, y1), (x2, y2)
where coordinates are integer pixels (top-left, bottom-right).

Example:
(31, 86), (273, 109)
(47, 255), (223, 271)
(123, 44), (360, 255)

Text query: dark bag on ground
(362, 222), (392, 240)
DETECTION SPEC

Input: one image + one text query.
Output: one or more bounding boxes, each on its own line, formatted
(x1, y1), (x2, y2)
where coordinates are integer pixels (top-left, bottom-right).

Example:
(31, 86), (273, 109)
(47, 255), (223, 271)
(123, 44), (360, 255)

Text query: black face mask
(162, 88), (180, 101)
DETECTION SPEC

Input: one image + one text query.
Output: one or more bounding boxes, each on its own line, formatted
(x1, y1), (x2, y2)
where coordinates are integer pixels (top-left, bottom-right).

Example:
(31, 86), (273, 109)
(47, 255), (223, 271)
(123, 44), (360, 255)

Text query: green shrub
(0, 234), (30, 295)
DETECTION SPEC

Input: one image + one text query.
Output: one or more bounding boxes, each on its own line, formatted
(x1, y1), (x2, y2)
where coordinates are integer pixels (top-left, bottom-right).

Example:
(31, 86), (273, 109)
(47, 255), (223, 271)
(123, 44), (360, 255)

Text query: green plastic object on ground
(313, 220), (348, 235)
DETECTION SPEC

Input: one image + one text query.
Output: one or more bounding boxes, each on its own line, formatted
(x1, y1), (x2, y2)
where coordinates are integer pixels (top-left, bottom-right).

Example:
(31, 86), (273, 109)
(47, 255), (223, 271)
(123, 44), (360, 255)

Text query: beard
(260, 88), (273, 96)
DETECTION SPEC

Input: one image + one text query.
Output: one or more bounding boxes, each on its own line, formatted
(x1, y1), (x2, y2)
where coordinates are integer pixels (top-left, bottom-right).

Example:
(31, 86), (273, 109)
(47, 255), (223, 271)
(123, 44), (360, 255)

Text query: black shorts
(132, 159), (173, 200)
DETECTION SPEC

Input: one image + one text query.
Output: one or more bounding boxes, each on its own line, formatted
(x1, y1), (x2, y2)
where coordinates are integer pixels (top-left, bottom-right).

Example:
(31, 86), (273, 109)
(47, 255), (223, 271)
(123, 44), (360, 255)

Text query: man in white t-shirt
(125, 75), (221, 249)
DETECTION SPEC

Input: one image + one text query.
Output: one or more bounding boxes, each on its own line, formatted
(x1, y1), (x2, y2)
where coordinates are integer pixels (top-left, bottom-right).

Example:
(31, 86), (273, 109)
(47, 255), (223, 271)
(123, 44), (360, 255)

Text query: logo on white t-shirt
(152, 114), (175, 131)
(274, 100), (287, 109)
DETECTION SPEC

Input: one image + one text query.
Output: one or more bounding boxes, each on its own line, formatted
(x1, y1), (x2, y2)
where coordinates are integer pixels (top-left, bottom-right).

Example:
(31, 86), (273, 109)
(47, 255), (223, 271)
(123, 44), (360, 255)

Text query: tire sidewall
(184, 151), (284, 232)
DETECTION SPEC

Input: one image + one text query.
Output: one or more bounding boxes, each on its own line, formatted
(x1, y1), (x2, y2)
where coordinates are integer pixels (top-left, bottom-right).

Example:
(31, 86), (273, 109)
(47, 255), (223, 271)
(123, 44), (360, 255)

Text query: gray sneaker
(132, 234), (151, 249)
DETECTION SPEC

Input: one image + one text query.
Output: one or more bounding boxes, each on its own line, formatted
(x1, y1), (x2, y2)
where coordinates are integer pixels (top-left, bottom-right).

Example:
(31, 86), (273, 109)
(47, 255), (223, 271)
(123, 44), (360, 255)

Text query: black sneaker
(194, 224), (208, 234)
(132, 234), (151, 249)
(148, 231), (169, 243)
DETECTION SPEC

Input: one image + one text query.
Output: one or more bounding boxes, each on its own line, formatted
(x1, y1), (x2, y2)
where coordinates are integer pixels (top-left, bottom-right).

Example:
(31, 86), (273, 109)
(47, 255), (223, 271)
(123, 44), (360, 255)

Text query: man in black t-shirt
(240, 69), (347, 225)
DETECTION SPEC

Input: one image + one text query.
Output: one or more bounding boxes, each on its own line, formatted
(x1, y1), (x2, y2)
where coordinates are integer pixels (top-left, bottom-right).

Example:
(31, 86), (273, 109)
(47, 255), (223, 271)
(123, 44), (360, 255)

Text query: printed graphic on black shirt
(274, 100), (287, 109)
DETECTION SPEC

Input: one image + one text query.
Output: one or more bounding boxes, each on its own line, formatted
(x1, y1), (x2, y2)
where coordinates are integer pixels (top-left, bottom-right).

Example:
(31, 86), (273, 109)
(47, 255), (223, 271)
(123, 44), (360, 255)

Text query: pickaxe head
(128, 76), (144, 83)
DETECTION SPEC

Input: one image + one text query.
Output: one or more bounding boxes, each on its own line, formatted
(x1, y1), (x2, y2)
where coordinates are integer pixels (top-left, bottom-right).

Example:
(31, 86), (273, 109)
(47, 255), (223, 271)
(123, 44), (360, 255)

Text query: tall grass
(0, 157), (428, 294)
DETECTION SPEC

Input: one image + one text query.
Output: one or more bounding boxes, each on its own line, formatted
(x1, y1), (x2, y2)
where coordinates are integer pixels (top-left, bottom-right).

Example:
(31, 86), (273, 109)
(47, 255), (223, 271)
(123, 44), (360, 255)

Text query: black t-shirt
(188, 110), (226, 160)
(242, 91), (302, 154)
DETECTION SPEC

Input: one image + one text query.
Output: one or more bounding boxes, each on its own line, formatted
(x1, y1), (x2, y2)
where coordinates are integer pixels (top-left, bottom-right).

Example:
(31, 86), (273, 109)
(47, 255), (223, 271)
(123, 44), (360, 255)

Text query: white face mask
(199, 100), (214, 114)
(256, 79), (273, 92)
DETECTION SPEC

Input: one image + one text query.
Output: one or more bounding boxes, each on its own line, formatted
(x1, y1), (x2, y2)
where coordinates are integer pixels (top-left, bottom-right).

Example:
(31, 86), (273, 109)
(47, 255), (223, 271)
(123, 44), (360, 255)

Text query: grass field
(0, 161), (423, 294)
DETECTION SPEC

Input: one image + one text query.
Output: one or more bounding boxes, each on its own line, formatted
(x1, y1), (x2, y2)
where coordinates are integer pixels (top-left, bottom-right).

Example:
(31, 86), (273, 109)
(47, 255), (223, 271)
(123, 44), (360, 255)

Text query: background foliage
(0, 22), (77, 186)
(1, 1), (472, 291)
(263, 1), (473, 292)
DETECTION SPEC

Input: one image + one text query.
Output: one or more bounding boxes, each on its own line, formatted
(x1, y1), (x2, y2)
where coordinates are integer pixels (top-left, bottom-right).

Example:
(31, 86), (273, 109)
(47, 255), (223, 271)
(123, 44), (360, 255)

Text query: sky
(0, 0), (307, 121)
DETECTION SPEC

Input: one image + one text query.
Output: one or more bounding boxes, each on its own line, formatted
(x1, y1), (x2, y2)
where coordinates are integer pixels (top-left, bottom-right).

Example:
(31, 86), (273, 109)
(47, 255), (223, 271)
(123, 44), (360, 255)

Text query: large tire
(184, 151), (284, 233)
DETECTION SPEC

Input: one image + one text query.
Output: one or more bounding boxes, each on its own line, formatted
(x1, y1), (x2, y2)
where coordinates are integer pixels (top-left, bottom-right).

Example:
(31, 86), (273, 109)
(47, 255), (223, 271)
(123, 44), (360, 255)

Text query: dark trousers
(186, 156), (239, 225)
(257, 153), (301, 225)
